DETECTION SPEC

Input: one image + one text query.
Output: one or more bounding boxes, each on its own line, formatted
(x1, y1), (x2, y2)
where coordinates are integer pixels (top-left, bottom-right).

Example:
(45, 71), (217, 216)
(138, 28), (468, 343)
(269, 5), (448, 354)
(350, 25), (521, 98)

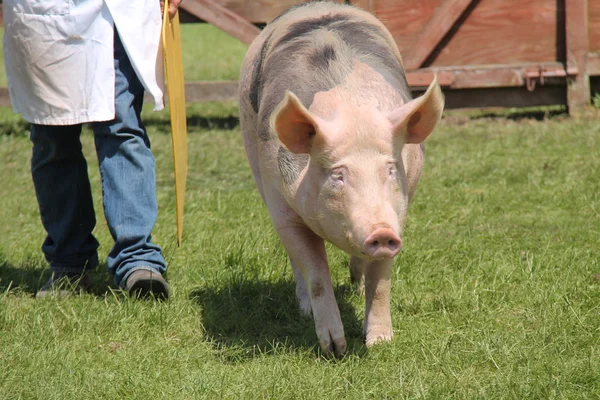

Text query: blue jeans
(29, 30), (166, 287)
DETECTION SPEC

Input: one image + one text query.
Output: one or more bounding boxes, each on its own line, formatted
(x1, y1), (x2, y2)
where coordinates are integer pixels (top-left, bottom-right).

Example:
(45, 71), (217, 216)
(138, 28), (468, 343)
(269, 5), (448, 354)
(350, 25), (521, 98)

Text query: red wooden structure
(1, 0), (599, 113)
(176, 0), (600, 113)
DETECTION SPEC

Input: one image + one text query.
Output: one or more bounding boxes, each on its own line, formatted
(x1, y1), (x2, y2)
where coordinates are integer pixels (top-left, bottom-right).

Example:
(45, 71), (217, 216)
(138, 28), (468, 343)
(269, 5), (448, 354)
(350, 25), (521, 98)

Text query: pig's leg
(282, 225), (347, 356)
(291, 258), (311, 316)
(266, 191), (347, 356)
(349, 256), (366, 295)
(363, 259), (394, 346)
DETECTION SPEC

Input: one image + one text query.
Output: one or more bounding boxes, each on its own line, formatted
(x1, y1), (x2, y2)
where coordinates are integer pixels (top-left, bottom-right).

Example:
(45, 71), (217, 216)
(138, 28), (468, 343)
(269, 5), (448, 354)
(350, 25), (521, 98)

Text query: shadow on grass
(190, 278), (368, 362)
(474, 108), (567, 121)
(144, 115), (239, 131)
(0, 258), (117, 297)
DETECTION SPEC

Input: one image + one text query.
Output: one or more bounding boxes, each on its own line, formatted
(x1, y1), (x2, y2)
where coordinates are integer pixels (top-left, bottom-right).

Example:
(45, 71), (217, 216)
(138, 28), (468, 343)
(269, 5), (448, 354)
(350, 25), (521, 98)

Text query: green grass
(1, 105), (599, 398)
(1, 22), (600, 400)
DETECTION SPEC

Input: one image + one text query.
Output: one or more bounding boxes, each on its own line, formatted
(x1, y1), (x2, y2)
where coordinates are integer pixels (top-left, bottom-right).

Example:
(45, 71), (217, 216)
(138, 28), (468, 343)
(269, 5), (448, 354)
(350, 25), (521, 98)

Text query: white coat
(3, 0), (165, 125)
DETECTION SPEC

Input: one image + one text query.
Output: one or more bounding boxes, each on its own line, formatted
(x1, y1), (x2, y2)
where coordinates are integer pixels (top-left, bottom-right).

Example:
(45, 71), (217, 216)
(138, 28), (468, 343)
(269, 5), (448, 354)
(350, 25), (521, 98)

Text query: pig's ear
(271, 91), (326, 154)
(387, 76), (444, 144)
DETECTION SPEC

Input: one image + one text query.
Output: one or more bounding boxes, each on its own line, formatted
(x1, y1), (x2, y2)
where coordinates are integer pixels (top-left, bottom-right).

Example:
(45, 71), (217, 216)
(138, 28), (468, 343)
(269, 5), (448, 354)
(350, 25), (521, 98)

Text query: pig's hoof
(316, 321), (347, 357)
(365, 328), (394, 347)
(319, 334), (347, 358)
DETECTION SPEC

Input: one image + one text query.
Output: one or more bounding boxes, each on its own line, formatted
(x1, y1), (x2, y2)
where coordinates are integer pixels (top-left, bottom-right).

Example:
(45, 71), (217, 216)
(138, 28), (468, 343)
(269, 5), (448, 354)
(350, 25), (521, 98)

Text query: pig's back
(246, 2), (411, 140)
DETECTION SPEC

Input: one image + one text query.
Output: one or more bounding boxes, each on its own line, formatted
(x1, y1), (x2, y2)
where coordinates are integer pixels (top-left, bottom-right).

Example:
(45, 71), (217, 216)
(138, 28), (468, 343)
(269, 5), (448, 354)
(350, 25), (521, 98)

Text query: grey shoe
(36, 271), (92, 299)
(125, 269), (170, 300)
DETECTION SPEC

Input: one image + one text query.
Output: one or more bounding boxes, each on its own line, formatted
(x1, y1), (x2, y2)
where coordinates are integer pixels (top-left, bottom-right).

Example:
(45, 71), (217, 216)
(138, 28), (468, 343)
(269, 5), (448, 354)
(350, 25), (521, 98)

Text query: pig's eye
(330, 167), (346, 185)
(388, 163), (397, 176)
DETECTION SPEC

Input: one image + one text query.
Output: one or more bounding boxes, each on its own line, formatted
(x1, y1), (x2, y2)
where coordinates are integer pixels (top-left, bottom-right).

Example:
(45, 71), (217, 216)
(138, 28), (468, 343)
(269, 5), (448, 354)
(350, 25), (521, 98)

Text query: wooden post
(565, 0), (591, 113)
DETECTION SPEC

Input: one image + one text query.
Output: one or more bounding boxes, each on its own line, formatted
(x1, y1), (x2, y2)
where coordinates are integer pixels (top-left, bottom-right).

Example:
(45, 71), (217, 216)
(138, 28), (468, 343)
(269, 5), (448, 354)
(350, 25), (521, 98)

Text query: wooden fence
(2, 0), (599, 113)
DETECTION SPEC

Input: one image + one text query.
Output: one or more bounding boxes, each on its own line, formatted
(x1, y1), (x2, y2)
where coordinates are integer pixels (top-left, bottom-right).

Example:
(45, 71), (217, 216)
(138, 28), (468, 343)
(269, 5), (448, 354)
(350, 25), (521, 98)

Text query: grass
(1, 24), (600, 399)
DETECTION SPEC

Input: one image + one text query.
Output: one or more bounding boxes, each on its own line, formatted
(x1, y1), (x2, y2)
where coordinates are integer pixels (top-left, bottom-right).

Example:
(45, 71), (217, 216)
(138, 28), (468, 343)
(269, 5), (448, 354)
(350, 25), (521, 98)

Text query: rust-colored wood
(565, 0), (591, 112)
(352, 0), (445, 58)
(352, 0), (562, 67)
(143, 80), (239, 104)
(587, 52), (600, 76)
(430, 0), (562, 66)
(402, 0), (475, 71)
(589, 0), (600, 51)
(406, 63), (569, 90)
(439, 86), (567, 110)
(184, 80), (238, 102)
(179, 0), (260, 45)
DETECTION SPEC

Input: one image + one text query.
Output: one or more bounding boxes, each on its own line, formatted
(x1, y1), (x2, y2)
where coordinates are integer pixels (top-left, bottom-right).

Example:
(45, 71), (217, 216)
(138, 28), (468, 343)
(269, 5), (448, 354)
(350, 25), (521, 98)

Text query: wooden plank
(0, 82), (568, 110)
(406, 63), (569, 90)
(589, 0), (600, 52)
(587, 52), (600, 76)
(369, 0), (561, 67)
(439, 86), (566, 109)
(433, 0), (561, 66)
(356, 0), (445, 58)
(402, 0), (476, 71)
(184, 80), (238, 102)
(179, 0), (260, 45)
(143, 81), (239, 103)
(565, 0), (591, 112)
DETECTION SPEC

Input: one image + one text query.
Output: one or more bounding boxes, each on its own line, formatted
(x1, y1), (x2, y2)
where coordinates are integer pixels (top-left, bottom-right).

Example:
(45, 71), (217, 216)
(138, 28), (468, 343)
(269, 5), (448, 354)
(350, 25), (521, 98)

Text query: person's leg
(30, 124), (99, 297)
(91, 29), (168, 298)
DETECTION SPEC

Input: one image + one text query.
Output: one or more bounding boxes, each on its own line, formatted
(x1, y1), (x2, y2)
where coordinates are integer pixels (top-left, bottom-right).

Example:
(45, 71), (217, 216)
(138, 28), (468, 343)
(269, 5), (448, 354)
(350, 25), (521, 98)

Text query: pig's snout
(363, 228), (402, 259)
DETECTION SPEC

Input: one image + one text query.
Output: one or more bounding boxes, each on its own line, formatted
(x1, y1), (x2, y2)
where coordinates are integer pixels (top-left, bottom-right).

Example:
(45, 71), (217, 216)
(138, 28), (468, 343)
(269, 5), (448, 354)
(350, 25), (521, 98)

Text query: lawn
(1, 24), (600, 399)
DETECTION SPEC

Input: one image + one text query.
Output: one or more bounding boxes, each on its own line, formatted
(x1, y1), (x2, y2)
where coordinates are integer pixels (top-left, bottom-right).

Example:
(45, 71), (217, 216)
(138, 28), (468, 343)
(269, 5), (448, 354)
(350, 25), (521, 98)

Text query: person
(3, 0), (182, 299)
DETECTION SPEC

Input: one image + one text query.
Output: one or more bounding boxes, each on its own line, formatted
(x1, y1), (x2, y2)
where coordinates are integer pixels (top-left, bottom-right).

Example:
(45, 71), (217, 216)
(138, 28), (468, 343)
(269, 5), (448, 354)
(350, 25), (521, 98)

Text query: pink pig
(239, 2), (444, 356)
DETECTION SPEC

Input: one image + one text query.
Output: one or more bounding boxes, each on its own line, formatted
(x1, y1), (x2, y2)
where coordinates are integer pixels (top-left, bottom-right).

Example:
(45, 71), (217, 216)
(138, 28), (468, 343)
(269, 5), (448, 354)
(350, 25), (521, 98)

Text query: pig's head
(271, 78), (444, 260)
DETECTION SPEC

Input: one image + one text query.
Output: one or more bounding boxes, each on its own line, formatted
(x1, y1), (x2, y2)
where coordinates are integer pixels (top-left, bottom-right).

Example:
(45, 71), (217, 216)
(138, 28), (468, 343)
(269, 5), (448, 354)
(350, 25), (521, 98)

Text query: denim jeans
(29, 30), (166, 287)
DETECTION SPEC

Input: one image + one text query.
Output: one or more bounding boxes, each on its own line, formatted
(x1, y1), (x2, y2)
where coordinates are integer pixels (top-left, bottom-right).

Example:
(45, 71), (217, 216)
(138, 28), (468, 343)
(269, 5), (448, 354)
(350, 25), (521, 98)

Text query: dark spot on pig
(277, 146), (309, 185)
(276, 14), (351, 48)
(309, 45), (337, 70)
(255, 7), (413, 146)
(277, 14), (411, 101)
(334, 22), (411, 99)
(311, 280), (325, 298)
(249, 33), (273, 113)
(258, 124), (273, 141)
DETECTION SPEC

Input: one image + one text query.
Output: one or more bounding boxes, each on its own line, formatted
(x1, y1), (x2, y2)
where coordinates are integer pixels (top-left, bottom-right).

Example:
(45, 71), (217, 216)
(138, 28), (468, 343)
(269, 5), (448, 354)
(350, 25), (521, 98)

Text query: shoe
(125, 269), (170, 300)
(36, 271), (92, 299)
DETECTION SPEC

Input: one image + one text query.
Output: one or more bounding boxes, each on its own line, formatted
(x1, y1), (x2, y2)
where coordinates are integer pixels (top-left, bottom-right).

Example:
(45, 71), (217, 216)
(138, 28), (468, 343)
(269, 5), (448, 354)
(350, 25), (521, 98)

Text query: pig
(238, 2), (444, 357)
